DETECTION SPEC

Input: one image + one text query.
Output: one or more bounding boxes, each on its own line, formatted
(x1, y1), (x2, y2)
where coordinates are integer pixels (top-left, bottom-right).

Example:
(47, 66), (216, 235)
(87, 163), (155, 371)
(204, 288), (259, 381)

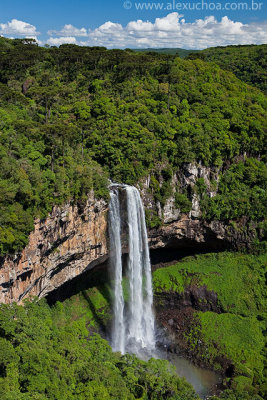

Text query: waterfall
(109, 185), (155, 356)
(125, 186), (155, 353)
(109, 189), (125, 354)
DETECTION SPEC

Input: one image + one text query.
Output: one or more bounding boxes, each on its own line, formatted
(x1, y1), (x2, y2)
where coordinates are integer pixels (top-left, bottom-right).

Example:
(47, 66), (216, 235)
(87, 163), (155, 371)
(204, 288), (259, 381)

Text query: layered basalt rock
(155, 284), (221, 314)
(148, 216), (256, 252)
(140, 162), (220, 224)
(0, 164), (259, 304)
(0, 193), (108, 304)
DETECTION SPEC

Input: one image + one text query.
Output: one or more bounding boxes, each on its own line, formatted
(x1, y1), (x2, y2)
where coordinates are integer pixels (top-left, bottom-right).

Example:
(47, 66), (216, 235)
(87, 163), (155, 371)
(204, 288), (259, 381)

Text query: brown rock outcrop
(148, 215), (256, 252)
(0, 192), (108, 304)
(0, 164), (259, 304)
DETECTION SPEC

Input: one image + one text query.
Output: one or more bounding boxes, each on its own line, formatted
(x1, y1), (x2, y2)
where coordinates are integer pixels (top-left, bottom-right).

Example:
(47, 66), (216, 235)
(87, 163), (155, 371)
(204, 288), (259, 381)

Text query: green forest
(0, 38), (266, 400)
(0, 252), (265, 399)
(187, 45), (267, 93)
(0, 299), (198, 400)
(0, 38), (266, 255)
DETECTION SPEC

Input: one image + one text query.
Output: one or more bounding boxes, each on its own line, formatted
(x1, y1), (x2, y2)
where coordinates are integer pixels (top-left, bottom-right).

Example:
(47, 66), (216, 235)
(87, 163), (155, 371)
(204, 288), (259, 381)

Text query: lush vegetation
(1, 252), (265, 399)
(0, 38), (266, 254)
(0, 297), (199, 400)
(133, 48), (197, 57)
(153, 252), (266, 398)
(153, 252), (266, 316)
(0, 37), (266, 400)
(197, 158), (267, 222)
(187, 44), (267, 93)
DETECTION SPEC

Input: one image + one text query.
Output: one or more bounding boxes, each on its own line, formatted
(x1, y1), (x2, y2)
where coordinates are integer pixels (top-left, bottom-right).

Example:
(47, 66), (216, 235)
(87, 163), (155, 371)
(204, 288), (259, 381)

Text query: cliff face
(140, 163), (219, 223)
(143, 163), (257, 253)
(0, 193), (108, 304)
(0, 165), (258, 304)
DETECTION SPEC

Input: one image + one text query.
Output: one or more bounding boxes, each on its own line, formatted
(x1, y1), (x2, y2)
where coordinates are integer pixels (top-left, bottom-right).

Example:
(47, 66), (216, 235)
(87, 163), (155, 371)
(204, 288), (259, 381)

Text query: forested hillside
(0, 252), (265, 399)
(0, 298), (199, 400)
(187, 45), (267, 93)
(0, 37), (266, 400)
(0, 38), (266, 255)
(133, 48), (197, 57)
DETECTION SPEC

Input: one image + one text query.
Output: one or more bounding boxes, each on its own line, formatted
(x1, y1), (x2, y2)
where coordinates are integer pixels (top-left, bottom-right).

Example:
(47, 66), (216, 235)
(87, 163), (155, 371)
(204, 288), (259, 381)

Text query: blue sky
(0, 0), (266, 49)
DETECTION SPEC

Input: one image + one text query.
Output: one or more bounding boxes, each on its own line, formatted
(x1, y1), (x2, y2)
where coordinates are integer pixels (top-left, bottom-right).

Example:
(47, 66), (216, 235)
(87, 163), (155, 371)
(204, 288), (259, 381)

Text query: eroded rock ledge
(0, 206), (255, 304)
(148, 216), (256, 252)
(0, 193), (108, 304)
(0, 162), (259, 304)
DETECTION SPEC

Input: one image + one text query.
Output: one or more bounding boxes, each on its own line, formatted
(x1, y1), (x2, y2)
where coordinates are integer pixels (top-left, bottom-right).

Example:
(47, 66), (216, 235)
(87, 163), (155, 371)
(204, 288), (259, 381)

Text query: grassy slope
(53, 285), (112, 331)
(55, 252), (266, 397)
(153, 252), (266, 395)
(153, 253), (266, 315)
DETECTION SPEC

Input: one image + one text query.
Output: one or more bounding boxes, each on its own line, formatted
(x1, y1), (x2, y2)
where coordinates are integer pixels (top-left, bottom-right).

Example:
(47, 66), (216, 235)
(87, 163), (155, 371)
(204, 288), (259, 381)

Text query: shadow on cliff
(46, 246), (226, 306)
(46, 262), (111, 307)
(150, 246), (225, 271)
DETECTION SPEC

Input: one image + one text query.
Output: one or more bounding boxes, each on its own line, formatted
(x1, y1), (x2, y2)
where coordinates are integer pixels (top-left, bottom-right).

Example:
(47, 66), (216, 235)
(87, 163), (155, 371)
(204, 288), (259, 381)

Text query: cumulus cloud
(44, 13), (267, 48)
(85, 21), (127, 47)
(0, 19), (39, 36)
(46, 36), (77, 46)
(48, 24), (87, 37)
(1, 14), (266, 48)
(62, 13), (266, 49)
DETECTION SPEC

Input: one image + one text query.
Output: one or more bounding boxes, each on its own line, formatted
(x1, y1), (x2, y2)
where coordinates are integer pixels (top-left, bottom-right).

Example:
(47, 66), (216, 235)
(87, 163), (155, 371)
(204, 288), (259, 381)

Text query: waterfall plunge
(109, 185), (155, 356)
(109, 189), (125, 354)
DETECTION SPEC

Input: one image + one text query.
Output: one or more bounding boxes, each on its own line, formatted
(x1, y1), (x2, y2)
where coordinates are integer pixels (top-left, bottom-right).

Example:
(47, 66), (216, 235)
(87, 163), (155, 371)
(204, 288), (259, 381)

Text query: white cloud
(154, 12), (183, 32)
(48, 24), (87, 37)
(46, 36), (77, 46)
(127, 20), (154, 33)
(72, 13), (267, 49)
(0, 19), (39, 36)
(1, 14), (266, 49)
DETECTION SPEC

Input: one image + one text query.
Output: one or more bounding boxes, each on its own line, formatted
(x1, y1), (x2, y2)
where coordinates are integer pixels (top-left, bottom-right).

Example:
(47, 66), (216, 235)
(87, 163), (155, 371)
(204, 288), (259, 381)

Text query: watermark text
(123, 0), (264, 11)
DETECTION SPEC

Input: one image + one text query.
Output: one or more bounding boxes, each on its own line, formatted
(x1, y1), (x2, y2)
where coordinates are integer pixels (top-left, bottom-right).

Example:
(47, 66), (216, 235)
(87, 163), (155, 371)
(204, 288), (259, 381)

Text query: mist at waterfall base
(108, 184), (221, 398)
(109, 184), (155, 358)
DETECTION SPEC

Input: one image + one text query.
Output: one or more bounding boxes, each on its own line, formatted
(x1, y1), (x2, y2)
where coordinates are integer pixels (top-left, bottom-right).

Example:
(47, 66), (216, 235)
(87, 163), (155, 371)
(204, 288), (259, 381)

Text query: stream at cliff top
(108, 184), (221, 399)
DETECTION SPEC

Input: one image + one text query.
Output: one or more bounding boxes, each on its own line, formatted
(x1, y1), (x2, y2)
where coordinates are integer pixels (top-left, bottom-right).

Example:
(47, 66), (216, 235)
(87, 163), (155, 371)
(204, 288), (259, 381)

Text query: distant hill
(132, 45), (267, 93)
(132, 48), (198, 58)
(186, 44), (267, 93)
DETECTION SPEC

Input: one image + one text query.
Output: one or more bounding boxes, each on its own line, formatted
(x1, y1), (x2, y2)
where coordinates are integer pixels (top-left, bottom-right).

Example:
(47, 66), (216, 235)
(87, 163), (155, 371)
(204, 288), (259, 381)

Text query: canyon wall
(0, 165), (258, 304)
(0, 192), (108, 304)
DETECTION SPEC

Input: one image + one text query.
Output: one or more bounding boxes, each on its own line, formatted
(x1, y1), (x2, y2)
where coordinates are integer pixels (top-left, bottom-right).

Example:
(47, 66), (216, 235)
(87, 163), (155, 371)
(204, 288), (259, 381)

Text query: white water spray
(109, 185), (155, 356)
(109, 189), (125, 354)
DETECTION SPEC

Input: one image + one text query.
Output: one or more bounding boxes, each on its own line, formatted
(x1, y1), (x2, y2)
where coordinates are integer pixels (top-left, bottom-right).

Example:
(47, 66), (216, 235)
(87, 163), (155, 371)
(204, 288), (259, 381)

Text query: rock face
(0, 164), (259, 304)
(142, 163), (257, 253)
(148, 216), (252, 252)
(0, 193), (108, 304)
(155, 285), (221, 314)
(140, 162), (219, 224)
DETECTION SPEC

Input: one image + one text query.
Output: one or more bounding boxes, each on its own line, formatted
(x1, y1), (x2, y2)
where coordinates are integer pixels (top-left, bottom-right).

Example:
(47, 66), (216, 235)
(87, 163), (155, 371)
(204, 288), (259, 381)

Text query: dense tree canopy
(0, 38), (266, 400)
(0, 38), (266, 254)
(0, 299), (199, 400)
(187, 44), (267, 93)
